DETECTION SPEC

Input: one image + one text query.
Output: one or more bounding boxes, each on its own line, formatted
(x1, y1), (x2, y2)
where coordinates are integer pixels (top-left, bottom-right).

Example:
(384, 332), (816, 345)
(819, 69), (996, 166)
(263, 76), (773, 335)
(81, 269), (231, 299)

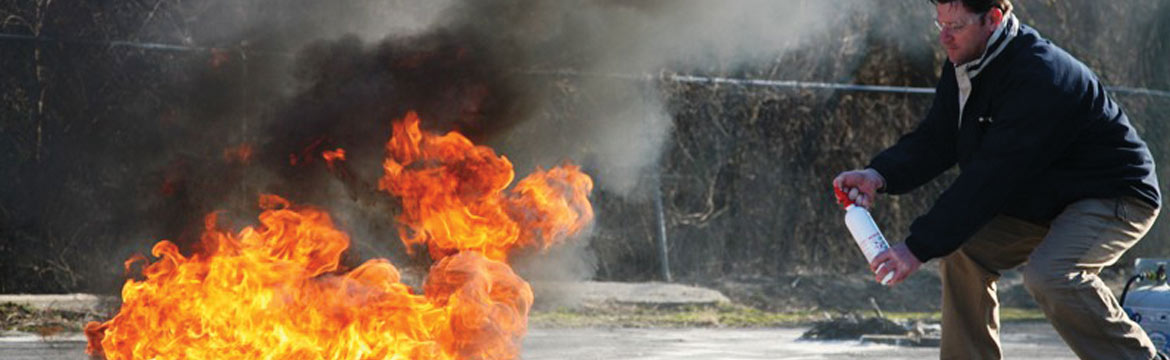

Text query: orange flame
(85, 112), (593, 360)
(323, 148), (347, 162)
(379, 112), (594, 262)
(85, 195), (531, 359)
(323, 148), (347, 170)
(223, 143), (254, 164)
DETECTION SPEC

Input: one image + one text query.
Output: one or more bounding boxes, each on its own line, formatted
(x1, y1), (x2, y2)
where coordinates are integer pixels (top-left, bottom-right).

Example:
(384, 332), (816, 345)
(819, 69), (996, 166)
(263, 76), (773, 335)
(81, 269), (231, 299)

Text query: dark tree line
(2, 0), (1169, 294)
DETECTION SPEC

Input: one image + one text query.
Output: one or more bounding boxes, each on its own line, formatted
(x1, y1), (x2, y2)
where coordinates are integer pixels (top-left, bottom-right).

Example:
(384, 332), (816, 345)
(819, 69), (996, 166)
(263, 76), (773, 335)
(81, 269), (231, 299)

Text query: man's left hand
(871, 243), (922, 286)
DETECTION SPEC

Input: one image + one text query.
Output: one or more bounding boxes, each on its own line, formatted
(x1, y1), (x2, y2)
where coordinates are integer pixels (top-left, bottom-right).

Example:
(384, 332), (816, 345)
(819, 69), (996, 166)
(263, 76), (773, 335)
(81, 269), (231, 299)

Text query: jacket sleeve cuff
(903, 236), (935, 263)
(866, 161), (897, 194)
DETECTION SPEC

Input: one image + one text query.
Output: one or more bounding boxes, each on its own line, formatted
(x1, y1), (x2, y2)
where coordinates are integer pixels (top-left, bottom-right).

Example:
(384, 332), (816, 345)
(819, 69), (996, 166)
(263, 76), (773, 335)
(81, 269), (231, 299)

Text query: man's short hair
(929, 0), (1013, 14)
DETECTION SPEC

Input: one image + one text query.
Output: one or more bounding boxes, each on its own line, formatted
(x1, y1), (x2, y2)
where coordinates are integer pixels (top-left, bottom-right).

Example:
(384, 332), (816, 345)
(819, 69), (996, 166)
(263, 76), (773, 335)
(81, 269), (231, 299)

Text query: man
(833, 0), (1162, 358)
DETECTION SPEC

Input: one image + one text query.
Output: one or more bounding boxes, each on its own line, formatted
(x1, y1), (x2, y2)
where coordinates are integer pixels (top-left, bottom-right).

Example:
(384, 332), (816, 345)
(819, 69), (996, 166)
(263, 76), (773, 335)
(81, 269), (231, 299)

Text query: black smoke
(0, 0), (852, 293)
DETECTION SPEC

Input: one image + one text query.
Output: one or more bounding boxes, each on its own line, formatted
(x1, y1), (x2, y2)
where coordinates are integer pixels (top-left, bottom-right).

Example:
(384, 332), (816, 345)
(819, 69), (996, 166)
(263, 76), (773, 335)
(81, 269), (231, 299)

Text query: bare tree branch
(672, 168), (728, 228)
(133, 0), (166, 39)
(3, 14), (34, 32)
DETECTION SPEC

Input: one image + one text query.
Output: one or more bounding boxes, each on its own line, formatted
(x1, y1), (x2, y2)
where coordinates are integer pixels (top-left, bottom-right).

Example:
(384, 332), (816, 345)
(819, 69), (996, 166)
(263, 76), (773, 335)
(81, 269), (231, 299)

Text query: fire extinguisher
(835, 186), (894, 285)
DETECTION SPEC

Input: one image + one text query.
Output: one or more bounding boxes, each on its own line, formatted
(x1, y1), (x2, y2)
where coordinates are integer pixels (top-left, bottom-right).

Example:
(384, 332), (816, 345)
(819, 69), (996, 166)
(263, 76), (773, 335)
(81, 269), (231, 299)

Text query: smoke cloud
(431, 0), (844, 196)
(209, 0), (853, 201)
(1, 0), (866, 292)
(156, 0), (858, 282)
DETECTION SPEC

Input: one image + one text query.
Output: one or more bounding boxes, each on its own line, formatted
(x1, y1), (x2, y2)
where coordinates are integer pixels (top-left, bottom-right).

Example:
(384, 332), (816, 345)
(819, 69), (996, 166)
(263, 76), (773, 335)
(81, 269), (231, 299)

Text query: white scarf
(955, 13), (1020, 128)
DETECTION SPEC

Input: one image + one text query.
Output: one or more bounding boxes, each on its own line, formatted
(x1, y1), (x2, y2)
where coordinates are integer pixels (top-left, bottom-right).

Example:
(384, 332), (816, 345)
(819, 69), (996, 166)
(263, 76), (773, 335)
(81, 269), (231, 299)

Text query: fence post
(654, 172), (672, 282)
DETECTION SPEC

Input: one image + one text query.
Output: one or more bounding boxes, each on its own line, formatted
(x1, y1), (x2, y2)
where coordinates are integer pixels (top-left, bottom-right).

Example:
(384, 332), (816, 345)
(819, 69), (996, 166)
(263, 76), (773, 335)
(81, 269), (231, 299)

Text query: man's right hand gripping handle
(832, 168), (886, 208)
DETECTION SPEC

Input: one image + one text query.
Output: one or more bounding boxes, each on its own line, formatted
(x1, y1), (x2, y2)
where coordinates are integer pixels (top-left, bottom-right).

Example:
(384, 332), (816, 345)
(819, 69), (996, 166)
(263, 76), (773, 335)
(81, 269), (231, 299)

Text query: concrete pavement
(1, 322), (1076, 360)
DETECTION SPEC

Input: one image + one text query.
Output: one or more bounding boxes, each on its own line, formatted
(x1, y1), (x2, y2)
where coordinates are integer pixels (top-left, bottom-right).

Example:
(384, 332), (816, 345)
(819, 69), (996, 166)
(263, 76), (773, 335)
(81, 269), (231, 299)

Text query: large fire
(381, 112), (594, 262)
(84, 112), (594, 360)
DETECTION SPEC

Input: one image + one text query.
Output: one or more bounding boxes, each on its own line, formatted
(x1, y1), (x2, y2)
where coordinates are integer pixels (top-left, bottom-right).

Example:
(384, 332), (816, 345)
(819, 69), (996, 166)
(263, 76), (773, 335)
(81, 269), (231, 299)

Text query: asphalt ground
(1, 322), (1076, 360)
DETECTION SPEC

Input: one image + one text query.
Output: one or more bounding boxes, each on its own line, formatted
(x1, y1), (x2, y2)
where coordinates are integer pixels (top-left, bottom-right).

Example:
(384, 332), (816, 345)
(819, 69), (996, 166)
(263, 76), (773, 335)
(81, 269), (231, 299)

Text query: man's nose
(939, 31), (954, 45)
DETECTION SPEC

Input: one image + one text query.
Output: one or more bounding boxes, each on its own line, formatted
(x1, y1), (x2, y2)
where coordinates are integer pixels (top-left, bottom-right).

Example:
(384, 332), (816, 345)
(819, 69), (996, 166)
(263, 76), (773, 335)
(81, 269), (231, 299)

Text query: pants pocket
(1115, 197), (1158, 227)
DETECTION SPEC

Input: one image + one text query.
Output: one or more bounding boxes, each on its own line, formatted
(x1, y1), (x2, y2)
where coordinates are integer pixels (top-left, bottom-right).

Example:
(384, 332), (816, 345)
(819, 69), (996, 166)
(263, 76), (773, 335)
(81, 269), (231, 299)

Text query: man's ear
(986, 8), (1005, 26)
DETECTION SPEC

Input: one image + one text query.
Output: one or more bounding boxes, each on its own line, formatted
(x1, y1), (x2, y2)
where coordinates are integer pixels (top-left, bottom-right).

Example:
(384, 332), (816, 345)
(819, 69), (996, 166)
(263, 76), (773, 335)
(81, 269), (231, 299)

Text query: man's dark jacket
(867, 23), (1161, 263)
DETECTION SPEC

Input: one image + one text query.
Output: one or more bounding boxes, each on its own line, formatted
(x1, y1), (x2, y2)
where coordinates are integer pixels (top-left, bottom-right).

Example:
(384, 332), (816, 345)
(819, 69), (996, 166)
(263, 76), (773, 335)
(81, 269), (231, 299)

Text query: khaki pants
(940, 197), (1160, 360)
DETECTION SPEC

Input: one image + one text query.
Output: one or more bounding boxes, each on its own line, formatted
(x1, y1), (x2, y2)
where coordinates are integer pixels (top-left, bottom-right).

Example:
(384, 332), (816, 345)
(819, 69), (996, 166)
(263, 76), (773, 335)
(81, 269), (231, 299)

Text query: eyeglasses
(934, 12), (987, 33)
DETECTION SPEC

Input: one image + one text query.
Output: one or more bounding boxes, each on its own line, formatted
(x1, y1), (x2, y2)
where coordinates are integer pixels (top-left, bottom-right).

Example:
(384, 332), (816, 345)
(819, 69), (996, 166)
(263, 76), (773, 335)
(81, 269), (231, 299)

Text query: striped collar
(955, 13), (1020, 79)
(954, 13), (1019, 128)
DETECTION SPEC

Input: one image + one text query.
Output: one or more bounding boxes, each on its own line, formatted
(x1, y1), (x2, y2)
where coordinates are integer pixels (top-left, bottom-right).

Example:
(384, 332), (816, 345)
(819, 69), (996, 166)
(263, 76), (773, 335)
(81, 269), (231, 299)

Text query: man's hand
(832, 168), (886, 208)
(871, 243), (922, 286)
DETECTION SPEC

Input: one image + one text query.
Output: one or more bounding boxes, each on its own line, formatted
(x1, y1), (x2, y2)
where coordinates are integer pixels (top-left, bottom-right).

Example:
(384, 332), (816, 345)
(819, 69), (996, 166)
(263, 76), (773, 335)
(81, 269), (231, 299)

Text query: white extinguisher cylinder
(835, 187), (895, 285)
(844, 205), (889, 262)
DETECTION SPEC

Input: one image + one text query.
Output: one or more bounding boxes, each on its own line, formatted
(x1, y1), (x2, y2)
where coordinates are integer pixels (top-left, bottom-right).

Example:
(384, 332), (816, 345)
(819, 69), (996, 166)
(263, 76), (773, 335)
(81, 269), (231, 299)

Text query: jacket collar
(956, 13), (1020, 79)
